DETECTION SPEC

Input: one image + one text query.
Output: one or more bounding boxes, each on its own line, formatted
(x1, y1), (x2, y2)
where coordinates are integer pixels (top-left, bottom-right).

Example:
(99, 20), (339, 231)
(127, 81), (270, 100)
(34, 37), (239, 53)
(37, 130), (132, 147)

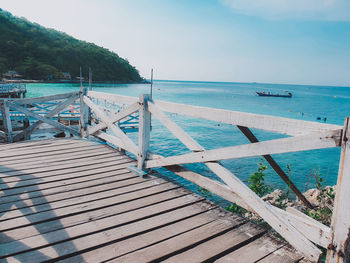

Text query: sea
(26, 80), (350, 202)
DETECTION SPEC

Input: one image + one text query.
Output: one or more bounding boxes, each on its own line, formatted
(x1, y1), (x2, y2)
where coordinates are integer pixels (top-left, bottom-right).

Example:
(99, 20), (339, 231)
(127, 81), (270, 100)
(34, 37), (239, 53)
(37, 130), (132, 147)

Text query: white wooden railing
(0, 89), (349, 262)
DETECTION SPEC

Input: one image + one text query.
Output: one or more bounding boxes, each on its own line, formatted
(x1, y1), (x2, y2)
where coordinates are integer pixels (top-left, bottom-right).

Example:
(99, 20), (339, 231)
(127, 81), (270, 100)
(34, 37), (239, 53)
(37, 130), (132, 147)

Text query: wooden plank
(113, 217), (249, 263)
(162, 223), (265, 263)
(0, 180), (178, 229)
(257, 244), (305, 263)
(0, 101), (13, 142)
(9, 92), (79, 105)
(0, 139), (94, 157)
(138, 94), (150, 169)
(8, 101), (80, 136)
(214, 234), (286, 263)
(327, 117), (350, 263)
(145, 129), (341, 168)
(80, 88), (88, 137)
(164, 163), (331, 248)
(148, 102), (203, 151)
(94, 131), (138, 156)
(1, 195), (203, 261)
(59, 210), (220, 263)
(0, 164), (135, 200)
(0, 157), (131, 188)
(1, 183), (186, 242)
(0, 138), (83, 151)
(0, 152), (121, 176)
(237, 125), (313, 209)
(13, 95), (78, 141)
(87, 90), (138, 105)
(0, 173), (144, 213)
(152, 99), (342, 136)
(0, 154), (126, 182)
(205, 162), (322, 261)
(0, 169), (139, 205)
(88, 101), (139, 135)
(83, 96), (138, 155)
(0, 146), (112, 166)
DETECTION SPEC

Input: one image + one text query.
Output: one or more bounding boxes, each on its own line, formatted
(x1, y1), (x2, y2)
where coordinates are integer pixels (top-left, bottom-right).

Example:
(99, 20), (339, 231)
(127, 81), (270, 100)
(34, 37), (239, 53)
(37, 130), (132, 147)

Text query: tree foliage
(0, 9), (142, 82)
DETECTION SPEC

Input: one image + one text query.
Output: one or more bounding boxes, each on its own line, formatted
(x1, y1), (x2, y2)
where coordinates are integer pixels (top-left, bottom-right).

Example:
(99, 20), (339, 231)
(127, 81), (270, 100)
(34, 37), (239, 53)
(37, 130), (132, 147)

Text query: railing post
(327, 117), (350, 263)
(1, 100), (13, 143)
(137, 94), (151, 170)
(80, 88), (88, 138)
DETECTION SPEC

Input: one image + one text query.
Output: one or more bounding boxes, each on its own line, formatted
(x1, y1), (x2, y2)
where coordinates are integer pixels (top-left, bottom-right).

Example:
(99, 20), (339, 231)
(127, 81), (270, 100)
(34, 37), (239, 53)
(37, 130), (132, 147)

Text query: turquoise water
(26, 80), (350, 194)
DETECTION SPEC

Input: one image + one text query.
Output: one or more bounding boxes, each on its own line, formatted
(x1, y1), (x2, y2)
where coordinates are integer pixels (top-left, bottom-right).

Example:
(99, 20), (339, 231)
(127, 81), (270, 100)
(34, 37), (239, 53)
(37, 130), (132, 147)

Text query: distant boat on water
(256, 91), (292, 98)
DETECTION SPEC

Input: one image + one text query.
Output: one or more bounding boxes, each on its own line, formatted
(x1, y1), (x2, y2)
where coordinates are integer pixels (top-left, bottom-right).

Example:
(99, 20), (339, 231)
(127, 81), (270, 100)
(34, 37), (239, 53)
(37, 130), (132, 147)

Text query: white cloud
(220, 0), (350, 21)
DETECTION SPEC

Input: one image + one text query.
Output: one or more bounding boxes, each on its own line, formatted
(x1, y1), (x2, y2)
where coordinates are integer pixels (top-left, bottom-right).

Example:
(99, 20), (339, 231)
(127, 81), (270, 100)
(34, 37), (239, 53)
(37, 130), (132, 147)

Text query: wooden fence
(0, 89), (349, 262)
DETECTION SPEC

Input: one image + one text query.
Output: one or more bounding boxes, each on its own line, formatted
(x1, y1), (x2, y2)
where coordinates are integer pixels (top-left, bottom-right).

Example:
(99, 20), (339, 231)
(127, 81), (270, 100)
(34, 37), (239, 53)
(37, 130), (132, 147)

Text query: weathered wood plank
(8, 101), (80, 136)
(327, 117), (350, 263)
(0, 173), (144, 213)
(257, 244), (305, 263)
(0, 101), (13, 143)
(13, 95), (78, 141)
(93, 131), (138, 156)
(83, 96), (138, 155)
(59, 210), (219, 263)
(87, 90), (138, 105)
(145, 129), (341, 168)
(88, 101), (139, 135)
(152, 99), (342, 136)
(9, 92), (79, 105)
(1, 195), (203, 261)
(1, 184), (188, 243)
(138, 94), (150, 170)
(0, 162), (134, 197)
(0, 154), (127, 183)
(214, 234), (286, 263)
(162, 223), (265, 263)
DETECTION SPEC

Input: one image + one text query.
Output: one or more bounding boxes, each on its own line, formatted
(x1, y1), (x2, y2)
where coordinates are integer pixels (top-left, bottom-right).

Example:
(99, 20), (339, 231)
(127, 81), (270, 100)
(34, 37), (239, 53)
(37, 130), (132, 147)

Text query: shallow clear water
(26, 80), (350, 195)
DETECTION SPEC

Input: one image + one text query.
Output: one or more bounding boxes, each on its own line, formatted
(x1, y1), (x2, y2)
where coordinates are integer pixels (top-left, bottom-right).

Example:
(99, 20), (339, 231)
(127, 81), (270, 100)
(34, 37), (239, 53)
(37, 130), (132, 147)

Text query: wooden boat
(256, 91), (292, 98)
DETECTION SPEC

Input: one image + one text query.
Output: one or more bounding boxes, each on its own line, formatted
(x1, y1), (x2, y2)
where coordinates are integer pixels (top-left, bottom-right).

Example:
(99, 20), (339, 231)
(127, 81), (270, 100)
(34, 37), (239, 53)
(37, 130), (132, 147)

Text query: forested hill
(0, 9), (142, 82)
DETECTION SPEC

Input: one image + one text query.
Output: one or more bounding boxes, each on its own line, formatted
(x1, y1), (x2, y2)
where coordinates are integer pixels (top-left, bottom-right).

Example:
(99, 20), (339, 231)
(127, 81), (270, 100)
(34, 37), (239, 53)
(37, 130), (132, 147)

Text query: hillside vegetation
(0, 9), (142, 82)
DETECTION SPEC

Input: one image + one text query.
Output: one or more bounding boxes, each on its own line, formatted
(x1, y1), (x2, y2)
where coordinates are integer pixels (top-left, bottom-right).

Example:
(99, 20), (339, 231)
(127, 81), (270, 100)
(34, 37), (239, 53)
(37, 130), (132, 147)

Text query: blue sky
(1, 0), (350, 86)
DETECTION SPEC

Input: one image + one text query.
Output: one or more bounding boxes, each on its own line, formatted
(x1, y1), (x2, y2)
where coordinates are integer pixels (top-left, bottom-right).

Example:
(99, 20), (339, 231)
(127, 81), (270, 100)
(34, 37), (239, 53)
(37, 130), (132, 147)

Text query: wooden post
(237, 125), (313, 209)
(137, 94), (151, 170)
(327, 117), (350, 263)
(1, 100), (13, 143)
(80, 87), (88, 138)
(23, 118), (30, 141)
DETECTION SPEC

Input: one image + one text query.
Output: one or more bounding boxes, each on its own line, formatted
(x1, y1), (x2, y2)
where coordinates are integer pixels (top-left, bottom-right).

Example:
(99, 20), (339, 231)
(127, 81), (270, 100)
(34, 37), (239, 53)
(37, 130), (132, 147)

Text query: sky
(0, 0), (350, 86)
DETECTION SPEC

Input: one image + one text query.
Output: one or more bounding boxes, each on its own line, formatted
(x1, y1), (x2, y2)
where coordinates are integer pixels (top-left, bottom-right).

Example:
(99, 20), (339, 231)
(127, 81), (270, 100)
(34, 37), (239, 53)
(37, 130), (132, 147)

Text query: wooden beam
(93, 131), (138, 156)
(87, 91), (138, 105)
(152, 99), (342, 136)
(88, 102), (139, 135)
(8, 102), (80, 136)
(83, 96), (138, 155)
(145, 129), (341, 168)
(9, 92), (79, 105)
(327, 117), (350, 263)
(80, 88), (88, 138)
(13, 95), (78, 142)
(0, 100), (13, 143)
(147, 102), (321, 261)
(162, 162), (331, 248)
(137, 94), (151, 170)
(237, 125), (313, 209)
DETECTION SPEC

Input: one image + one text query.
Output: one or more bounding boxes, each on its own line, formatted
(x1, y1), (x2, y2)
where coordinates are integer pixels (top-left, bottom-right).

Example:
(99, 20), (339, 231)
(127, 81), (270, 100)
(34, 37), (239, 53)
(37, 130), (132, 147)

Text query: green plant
(248, 160), (272, 197)
(197, 187), (213, 198)
(226, 203), (247, 214)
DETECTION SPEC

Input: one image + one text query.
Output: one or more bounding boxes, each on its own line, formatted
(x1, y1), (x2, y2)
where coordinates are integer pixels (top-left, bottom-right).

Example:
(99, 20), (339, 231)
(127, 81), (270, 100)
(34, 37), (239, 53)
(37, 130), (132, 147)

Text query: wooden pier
(0, 138), (306, 262)
(0, 90), (349, 262)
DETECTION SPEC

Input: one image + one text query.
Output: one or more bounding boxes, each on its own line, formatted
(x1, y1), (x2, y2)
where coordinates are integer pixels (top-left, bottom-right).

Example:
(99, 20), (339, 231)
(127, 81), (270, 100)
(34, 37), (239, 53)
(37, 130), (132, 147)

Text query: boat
(256, 91), (292, 98)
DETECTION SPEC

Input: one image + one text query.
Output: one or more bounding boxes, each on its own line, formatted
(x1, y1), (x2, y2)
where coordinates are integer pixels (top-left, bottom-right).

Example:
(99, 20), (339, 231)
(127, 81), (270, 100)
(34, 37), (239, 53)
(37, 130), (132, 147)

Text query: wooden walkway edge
(0, 138), (308, 263)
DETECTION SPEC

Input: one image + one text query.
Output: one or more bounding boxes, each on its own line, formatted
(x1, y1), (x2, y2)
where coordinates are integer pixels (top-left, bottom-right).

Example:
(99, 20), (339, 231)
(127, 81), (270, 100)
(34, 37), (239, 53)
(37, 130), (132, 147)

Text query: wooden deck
(0, 138), (308, 262)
